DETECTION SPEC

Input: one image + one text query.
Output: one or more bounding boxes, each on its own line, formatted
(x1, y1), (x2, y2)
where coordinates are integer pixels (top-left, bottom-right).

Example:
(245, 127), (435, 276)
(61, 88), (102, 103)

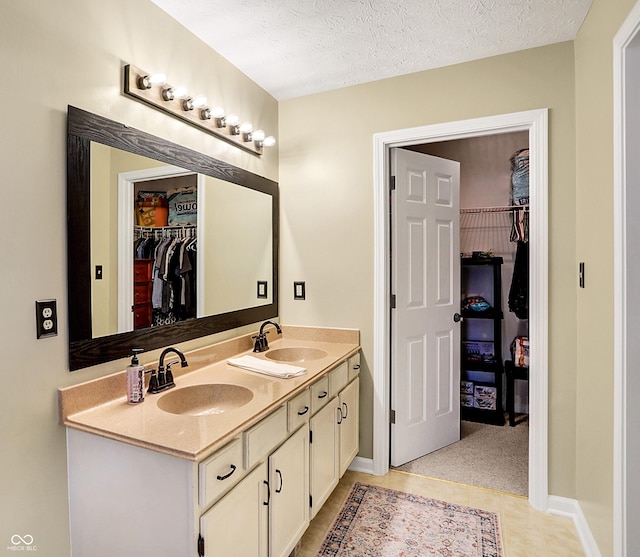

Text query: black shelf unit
(460, 257), (505, 425)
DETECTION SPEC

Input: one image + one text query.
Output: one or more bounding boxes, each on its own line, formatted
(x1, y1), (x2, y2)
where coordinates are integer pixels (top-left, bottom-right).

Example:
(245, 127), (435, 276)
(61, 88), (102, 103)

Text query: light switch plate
(257, 280), (268, 299)
(36, 299), (58, 339)
(294, 281), (306, 300)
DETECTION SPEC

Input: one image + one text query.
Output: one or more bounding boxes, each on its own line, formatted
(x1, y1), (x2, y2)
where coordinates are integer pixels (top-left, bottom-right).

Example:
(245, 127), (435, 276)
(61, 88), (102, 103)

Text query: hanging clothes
(133, 227), (197, 327)
(508, 240), (529, 319)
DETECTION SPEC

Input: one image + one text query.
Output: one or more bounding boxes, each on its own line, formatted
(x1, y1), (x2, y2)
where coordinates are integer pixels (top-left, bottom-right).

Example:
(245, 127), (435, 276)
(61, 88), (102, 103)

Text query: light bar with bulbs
(123, 64), (276, 156)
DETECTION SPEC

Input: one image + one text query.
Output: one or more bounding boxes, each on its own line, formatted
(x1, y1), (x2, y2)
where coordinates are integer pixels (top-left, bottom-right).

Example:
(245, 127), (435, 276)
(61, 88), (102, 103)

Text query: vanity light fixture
(226, 114), (240, 135)
(124, 64), (275, 155)
(137, 73), (166, 90)
(211, 107), (226, 128)
(240, 122), (253, 142)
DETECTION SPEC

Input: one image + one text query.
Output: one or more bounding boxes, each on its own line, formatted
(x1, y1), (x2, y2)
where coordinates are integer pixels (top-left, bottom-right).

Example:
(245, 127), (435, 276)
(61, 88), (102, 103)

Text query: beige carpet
(394, 418), (528, 496)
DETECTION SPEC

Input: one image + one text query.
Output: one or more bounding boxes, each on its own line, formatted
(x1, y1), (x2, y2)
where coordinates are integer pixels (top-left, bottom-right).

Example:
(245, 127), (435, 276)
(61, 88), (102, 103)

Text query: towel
(227, 355), (307, 378)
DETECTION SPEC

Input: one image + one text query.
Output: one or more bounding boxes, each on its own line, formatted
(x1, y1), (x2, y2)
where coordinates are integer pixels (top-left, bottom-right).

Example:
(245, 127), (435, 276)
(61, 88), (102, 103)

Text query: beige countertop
(59, 326), (359, 461)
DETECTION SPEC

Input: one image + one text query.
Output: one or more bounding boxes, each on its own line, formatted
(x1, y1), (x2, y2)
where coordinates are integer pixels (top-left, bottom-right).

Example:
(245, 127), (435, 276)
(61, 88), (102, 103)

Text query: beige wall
(279, 42), (578, 491)
(0, 1), (277, 554)
(574, 0), (637, 554)
(2, 0), (634, 554)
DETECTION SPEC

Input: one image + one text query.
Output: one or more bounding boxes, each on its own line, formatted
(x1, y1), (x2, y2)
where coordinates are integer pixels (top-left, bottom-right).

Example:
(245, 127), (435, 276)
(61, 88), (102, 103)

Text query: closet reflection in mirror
(89, 143), (272, 339)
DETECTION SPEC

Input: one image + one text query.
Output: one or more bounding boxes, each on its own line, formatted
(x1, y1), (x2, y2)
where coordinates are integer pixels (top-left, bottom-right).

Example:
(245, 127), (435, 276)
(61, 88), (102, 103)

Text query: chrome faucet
(148, 347), (188, 393)
(253, 321), (282, 352)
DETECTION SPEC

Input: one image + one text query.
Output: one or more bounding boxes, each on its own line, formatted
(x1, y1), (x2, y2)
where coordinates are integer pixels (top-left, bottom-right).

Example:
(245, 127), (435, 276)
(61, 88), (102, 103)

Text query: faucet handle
(164, 360), (179, 387)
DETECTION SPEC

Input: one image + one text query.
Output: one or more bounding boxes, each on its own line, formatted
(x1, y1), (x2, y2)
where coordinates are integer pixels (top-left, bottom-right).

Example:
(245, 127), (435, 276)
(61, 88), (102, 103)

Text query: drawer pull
(318, 391), (328, 399)
(263, 480), (270, 506)
(342, 402), (348, 419)
(297, 406), (309, 416)
(216, 464), (237, 481)
(337, 406), (343, 425)
(353, 364), (361, 370)
(275, 469), (283, 493)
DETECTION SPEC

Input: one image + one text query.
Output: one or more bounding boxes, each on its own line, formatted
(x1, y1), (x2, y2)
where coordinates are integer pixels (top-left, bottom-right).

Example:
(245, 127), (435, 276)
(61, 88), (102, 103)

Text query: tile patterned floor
(298, 470), (585, 557)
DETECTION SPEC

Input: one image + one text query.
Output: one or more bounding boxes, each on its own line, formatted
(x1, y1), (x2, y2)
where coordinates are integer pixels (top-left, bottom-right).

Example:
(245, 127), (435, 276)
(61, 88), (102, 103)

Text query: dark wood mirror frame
(67, 106), (279, 370)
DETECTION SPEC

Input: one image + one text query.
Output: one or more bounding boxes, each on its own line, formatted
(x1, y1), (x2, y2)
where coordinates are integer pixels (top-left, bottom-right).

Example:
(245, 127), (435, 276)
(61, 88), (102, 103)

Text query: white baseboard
(547, 495), (602, 557)
(348, 456), (375, 475)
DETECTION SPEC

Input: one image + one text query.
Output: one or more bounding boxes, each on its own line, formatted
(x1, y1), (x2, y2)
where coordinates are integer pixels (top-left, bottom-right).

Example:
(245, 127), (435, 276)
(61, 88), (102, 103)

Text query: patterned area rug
(316, 483), (503, 557)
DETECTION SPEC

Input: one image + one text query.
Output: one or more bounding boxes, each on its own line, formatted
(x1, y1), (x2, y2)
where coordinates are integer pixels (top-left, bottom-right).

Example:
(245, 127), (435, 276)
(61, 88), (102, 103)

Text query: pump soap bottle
(126, 348), (145, 404)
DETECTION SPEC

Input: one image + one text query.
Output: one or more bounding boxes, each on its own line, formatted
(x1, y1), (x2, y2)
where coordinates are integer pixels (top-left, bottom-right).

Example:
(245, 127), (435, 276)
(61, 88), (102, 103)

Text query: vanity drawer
(348, 352), (361, 382)
(310, 375), (330, 415)
(287, 388), (311, 432)
(199, 438), (245, 508)
(243, 405), (287, 469)
(328, 361), (349, 398)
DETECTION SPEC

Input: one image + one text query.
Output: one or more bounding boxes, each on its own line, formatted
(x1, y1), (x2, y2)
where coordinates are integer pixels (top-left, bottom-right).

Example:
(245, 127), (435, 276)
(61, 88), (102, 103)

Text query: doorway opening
(391, 133), (530, 497)
(372, 109), (549, 510)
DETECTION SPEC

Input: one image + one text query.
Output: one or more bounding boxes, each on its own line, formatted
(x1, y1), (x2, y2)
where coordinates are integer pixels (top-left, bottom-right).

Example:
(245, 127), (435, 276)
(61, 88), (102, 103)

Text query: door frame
(372, 109), (549, 510)
(613, 2), (640, 554)
(117, 166), (205, 332)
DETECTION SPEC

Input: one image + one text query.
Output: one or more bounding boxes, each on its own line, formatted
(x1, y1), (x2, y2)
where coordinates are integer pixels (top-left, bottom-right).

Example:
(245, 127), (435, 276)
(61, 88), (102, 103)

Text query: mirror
(67, 106), (279, 370)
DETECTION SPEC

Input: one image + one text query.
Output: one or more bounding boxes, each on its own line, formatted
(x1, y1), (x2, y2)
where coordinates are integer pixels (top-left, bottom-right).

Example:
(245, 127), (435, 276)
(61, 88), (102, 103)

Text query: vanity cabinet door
(309, 397), (339, 519)
(338, 377), (360, 477)
(269, 424), (309, 557)
(200, 460), (268, 557)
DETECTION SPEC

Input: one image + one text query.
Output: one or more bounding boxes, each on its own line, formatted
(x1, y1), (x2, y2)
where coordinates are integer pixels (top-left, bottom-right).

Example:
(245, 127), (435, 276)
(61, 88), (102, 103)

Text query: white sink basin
(157, 384), (253, 416)
(265, 347), (328, 363)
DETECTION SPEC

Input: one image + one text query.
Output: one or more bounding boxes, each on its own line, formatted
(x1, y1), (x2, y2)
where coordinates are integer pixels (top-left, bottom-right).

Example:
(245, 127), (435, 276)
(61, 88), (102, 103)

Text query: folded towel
(227, 355), (307, 378)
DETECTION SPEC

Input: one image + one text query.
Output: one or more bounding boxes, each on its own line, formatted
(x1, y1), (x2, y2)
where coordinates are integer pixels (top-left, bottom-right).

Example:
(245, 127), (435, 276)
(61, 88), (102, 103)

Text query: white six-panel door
(391, 148), (461, 467)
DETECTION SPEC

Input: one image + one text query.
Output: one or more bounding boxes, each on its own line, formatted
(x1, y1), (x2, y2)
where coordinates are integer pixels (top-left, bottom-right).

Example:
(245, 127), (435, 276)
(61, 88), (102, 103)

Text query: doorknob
(453, 313), (463, 323)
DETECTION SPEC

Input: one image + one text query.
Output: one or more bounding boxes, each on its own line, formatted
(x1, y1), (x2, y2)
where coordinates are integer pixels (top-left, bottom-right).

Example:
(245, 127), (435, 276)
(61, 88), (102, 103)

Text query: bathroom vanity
(60, 327), (360, 557)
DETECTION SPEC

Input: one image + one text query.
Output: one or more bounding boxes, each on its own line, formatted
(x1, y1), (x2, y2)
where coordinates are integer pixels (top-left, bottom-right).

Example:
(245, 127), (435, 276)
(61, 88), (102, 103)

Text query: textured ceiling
(150, 0), (592, 100)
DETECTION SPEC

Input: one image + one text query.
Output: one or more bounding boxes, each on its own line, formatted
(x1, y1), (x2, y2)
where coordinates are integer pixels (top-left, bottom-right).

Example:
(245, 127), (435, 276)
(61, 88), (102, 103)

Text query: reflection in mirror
(88, 145), (273, 339)
(67, 106), (278, 370)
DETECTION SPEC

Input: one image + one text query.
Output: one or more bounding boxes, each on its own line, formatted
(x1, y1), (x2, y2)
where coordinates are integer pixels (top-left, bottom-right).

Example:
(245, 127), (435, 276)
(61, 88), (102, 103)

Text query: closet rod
(460, 205), (529, 214)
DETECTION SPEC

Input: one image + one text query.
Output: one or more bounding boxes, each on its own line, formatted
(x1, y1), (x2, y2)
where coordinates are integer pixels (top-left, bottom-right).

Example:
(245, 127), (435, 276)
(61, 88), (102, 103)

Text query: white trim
(547, 496), (602, 557)
(613, 3), (640, 555)
(372, 109), (549, 509)
(348, 456), (375, 475)
(117, 165), (194, 332)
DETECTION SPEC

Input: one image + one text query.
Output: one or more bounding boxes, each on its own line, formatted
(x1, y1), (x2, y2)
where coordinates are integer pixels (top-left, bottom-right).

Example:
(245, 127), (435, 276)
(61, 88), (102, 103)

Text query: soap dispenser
(126, 348), (145, 404)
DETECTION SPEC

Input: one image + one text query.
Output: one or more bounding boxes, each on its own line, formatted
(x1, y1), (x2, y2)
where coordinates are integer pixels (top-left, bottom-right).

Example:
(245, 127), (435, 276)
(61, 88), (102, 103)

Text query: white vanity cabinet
(309, 396), (339, 518)
(309, 353), (360, 517)
(200, 460), (269, 557)
(269, 424), (310, 557)
(338, 376), (359, 477)
(65, 349), (361, 557)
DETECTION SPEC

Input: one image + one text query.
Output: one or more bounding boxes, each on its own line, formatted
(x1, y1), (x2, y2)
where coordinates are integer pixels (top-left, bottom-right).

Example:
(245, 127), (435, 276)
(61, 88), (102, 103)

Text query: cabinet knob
(453, 312), (463, 323)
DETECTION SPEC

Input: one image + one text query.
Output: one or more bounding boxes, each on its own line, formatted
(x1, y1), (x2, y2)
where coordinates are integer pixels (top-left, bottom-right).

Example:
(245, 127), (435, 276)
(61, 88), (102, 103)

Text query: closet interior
(133, 174), (198, 330)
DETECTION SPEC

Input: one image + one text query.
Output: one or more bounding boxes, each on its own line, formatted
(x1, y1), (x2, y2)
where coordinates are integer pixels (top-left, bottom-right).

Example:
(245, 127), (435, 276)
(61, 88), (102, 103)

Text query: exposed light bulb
(252, 130), (266, 142)
(173, 87), (189, 99)
(137, 72), (166, 90)
(227, 114), (240, 135)
(192, 96), (207, 108)
(263, 136), (276, 147)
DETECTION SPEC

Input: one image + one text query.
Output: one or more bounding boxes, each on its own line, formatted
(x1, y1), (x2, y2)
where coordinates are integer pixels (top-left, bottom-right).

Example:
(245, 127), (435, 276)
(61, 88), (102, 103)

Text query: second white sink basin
(265, 347), (328, 363)
(157, 384), (254, 416)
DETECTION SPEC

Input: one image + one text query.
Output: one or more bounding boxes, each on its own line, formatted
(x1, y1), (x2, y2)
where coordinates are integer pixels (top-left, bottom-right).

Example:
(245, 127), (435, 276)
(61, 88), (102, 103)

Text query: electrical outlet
(36, 299), (58, 339)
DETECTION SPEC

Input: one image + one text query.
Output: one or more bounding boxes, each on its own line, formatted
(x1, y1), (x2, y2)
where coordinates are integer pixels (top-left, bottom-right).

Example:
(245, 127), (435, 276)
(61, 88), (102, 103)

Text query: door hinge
(309, 430), (313, 444)
(390, 175), (396, 191)
(198, 534), (205, 557)
(310, 494), (313, 508)
(390, 409), (396, 424)
(390, 294), (396, 309)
